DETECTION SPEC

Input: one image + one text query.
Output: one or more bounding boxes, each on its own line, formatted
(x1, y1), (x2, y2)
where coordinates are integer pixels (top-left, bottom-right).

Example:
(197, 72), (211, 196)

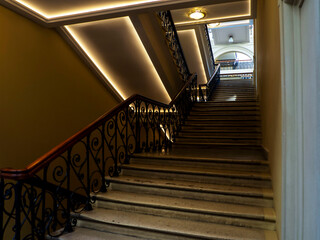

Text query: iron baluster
(14, 181), (22, 240)
(100, 124), (107, 192)
(114, 114), (119, 177)
(135, 100), (141, 153)
(65, 149), (73, 233)
(0, 179), (4, 240)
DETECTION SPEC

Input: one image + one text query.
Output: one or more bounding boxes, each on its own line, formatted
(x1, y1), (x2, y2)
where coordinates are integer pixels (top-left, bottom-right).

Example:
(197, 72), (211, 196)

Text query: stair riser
(175, 139), (261, 144)
(77, 220), (198, 240)
(189, 112), (260, 116)
(177, 133), (262, 138)
(109, 182), (274, 208)
(187, 116), (261, 121)
(121, 169), (272, 188)
(130, 159), (269, 172)
(96, 201), (276, 231)
(184, 122), (261, 127)
(181, 127), (261, 132)
(193, 103), (258, 107)
(191, 109), (260, 113)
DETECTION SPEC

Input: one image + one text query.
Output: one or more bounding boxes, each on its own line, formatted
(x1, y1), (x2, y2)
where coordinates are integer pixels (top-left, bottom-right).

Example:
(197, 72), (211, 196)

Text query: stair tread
(58, 227), (145, 240)
(108, 175), (273, 198)
(132, 153), (268, 164)
(95, 191), (276, 221)
(79, 208), (277, 240)
(122, 164), (271, 180)
(177, 134), (262, 139)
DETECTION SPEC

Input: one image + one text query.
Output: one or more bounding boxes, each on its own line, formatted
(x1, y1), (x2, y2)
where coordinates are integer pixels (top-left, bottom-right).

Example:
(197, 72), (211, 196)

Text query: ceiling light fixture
(229, 36), (234, 43)
(188, 9), (206, 20)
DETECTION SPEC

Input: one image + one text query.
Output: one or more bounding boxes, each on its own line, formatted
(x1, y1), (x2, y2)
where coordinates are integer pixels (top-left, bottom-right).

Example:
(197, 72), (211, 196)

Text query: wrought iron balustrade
(199, 64), (221, 102)
(203, 24), (215, 74)
(157, 11), (190, 82)
(0, 74), (197, 240)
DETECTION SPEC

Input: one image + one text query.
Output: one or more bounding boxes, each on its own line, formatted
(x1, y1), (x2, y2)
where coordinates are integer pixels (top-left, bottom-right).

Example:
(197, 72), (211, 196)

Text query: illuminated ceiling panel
(171, 0), (251, 26)
(65, 17), (171, 103)
(9, 0), (162, 19)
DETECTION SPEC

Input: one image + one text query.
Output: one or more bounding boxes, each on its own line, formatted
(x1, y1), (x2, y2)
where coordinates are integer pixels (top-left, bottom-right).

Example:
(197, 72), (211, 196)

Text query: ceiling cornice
(1, 0), (247, 27)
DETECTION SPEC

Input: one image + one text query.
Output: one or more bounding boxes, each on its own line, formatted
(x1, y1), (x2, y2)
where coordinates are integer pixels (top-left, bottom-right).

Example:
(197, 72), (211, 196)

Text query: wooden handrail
(206, 64), (221, 87)
(170, 73), (197, 105)
(0, 74), (197, 180)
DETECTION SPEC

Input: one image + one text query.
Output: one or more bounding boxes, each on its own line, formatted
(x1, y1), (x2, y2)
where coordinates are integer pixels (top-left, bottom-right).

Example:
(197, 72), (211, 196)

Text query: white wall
(279, 0), (320, 239)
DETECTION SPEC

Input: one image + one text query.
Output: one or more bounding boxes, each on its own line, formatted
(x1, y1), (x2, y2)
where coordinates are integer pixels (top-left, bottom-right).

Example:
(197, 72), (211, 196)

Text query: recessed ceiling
(65, 17), (171, 103)
(2, 0), (254, 25)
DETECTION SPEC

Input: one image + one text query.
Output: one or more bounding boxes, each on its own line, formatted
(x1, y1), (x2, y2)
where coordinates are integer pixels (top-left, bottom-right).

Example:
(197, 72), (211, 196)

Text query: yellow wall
(256, 0), (282, 237)
(0, 6), (119, 169)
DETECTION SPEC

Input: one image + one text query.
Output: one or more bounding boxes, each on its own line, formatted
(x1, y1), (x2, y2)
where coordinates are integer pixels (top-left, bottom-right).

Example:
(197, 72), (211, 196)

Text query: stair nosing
(122, 164), (271, 180)
(94, 191), (276, 222)
(107, 176), (273, 199)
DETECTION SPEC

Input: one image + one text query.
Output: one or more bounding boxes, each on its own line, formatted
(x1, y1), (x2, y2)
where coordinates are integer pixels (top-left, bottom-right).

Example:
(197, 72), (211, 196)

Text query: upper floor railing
(0, 74), (197, 240)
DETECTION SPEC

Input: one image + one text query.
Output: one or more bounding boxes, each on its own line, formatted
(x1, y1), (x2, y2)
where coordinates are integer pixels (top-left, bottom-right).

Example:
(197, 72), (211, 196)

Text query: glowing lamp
(188, 10), (206, 20)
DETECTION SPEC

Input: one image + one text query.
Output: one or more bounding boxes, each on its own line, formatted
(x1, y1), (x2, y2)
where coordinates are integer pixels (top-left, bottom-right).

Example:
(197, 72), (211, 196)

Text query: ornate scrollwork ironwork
(0, 74), (198, 240)
(157, 11), (190, 82)
(204, 24), (215, 74)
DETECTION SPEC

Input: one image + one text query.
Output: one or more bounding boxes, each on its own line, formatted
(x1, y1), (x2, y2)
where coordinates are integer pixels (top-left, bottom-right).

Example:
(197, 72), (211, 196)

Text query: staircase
(175, 79), (261, 146)
(59, 79), (277, 240)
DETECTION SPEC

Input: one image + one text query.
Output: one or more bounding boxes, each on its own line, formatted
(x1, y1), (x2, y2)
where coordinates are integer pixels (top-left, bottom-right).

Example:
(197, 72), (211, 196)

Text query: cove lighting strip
(178, 29), (207, 84)
(64, 17), (171, 103)
(14, 0), (161, 19)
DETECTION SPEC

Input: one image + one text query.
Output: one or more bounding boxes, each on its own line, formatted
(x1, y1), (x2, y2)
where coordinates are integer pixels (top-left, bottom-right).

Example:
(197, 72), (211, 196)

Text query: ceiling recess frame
(0, 0), (254, 27)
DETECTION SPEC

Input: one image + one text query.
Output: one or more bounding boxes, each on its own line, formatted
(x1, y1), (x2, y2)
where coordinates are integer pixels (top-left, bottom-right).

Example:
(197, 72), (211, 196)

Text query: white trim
(214, 46), (254, 60)
(280, 0), (320, 239)
(279, 3), (303, 240)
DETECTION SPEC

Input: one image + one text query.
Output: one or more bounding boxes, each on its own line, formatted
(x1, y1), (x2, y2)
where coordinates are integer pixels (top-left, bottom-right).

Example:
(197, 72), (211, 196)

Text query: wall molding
(279, 0), (320, 239)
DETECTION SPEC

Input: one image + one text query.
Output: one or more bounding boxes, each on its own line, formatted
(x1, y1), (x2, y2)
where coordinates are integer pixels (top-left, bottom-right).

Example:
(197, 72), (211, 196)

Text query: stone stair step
(76, 208), (278, 240)
(193, 101), (259, 107)
(121, 164), (272, 188)
(178, 131), (262, 138)
(131, 154), (269, 172)
(94, 191), (276, 230)
(58, 227), (146, 240)
(191, 106), (260, 111)
(189, 110), (260, 116)
(184, 120), (261, 126)
(187, 115), (261, 121)
(107, 175), (273, 207)
(181, 126), (261, 132)
(176, 134), (262, 139)
(175, 137), (261, 144)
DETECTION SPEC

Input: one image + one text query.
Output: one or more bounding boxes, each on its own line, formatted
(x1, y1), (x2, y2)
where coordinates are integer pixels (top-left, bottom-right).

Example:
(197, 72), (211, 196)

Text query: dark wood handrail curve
(170, 73), (196, 105)
(198, 64), (221, 102)
(0, 74), (196, 180)
(207, 64), (221, 86)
